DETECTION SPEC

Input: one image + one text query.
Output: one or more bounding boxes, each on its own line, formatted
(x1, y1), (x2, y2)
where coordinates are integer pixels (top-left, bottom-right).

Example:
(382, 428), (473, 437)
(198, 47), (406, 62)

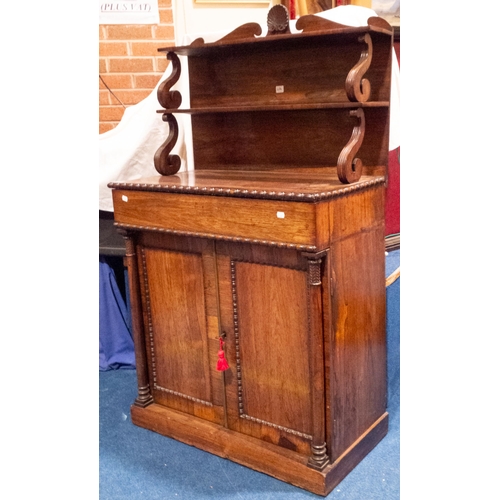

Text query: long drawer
(112, 189), (331, 250)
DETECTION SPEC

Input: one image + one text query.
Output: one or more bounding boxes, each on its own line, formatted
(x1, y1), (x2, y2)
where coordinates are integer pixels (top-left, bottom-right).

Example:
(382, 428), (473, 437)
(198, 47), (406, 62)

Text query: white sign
(99, 0), (160, 25)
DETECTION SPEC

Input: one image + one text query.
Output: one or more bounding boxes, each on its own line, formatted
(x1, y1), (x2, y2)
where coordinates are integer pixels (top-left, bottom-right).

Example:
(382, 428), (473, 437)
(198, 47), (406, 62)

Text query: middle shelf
(157, 101), (390, 115)
(154, 104), (390, 184)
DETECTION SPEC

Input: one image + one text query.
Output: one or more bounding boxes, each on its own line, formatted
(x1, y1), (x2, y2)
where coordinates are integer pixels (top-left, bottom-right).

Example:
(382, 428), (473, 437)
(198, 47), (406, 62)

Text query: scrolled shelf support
(154, 113), (182, 176)
(337, 108), (366, 184)
(345, 33), (373, 103)
(157, 51), (182, 109)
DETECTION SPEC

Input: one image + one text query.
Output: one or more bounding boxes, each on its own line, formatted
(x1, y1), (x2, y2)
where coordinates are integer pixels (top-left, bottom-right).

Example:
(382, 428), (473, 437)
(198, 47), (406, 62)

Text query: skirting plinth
(131, 403), (389, 496)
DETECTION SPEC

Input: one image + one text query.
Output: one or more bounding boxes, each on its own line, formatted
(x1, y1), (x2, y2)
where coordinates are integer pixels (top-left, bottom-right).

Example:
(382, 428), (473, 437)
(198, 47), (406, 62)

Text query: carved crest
(267, 4), (290, 36)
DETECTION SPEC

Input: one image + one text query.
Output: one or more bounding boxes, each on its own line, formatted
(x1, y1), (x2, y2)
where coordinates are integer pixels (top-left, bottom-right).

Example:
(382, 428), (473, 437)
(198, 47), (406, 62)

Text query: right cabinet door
(216, 241), (319, 457)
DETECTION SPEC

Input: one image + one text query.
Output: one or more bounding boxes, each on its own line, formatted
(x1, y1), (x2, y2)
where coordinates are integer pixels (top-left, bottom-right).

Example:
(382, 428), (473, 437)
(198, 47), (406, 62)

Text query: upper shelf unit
(153, 6), (394, 184)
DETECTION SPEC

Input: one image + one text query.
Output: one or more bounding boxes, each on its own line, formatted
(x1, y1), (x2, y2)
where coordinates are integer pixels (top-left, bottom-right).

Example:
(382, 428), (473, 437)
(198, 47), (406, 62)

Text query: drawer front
(112, 190), (328, 248)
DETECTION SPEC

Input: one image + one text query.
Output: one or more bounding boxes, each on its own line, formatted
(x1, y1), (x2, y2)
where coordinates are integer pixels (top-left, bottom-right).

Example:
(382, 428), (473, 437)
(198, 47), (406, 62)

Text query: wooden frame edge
(385, 233), (400, 252)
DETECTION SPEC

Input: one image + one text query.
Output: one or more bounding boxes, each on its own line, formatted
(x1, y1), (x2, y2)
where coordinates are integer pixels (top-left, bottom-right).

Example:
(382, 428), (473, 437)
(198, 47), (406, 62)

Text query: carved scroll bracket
(295, 13), (350, 33)
(154, 113), (182, 176)
(157, 52), (182, 110)
(337, 108), (365, 184)
(345, 33), (373, 103)
(218, 22), (263, 43)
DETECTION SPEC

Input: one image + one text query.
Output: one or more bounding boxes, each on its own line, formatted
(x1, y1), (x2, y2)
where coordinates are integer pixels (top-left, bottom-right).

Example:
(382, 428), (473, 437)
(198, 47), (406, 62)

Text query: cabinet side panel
(142, 248), (212, 404)
(329, 187), (387, 459)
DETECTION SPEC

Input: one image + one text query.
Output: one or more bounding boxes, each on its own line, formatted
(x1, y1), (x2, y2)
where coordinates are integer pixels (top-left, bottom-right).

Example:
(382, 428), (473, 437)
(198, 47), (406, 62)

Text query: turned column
(119, 229), (154, 408)
(303, 250), (329, 470)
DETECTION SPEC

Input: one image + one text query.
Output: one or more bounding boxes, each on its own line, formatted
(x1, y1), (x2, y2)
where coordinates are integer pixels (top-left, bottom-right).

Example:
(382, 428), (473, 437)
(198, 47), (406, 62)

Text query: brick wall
(99, 0), (176, 134)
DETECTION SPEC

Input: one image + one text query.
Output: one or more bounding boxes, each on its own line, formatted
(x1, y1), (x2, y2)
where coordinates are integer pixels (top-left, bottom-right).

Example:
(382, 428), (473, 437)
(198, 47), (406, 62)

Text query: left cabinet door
(136, 232), (226, 426)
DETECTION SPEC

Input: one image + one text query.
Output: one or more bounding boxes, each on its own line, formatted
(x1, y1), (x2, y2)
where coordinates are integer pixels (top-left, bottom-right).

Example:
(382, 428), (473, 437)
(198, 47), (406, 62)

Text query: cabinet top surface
(109, 168), (385, 202)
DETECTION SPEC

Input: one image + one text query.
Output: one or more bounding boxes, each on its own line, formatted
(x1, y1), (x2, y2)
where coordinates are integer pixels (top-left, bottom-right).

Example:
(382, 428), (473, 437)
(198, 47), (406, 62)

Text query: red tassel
(216, 337), (230, 372)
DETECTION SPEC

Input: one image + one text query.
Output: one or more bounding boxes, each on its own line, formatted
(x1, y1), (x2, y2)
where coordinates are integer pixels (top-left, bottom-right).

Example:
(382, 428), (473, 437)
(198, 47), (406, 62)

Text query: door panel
(217, 242), (313, 455)
(137, 233), (224, 424)
(144, 248), (210, 400)
(235, 261), (312, 433)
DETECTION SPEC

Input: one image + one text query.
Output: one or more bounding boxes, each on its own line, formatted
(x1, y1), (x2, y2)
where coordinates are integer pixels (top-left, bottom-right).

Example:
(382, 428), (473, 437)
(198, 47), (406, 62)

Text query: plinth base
(131, 403), (389, 496)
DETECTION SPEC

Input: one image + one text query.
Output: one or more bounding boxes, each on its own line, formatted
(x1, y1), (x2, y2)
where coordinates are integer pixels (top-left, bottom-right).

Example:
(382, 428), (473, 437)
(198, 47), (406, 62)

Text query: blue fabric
(99, 257), (135, 371)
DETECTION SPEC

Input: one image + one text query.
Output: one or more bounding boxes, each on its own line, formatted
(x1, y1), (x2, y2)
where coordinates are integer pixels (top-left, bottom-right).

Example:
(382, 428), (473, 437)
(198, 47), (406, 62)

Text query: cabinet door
(136, 232), (225, 426)
(216, 241), (319, 457)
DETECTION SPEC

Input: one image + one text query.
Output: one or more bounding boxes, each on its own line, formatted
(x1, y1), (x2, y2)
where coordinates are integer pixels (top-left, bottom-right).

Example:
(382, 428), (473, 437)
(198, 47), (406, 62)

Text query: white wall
(172, 0), (278, 45)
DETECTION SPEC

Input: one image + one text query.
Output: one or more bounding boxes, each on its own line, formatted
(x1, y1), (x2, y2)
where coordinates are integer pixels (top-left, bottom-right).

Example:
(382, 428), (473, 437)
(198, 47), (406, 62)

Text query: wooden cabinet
(109, 6), (393, 496)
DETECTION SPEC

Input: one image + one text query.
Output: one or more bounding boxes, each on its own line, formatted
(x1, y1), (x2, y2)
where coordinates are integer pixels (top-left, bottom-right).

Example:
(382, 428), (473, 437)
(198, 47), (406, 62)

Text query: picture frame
(194, 0), (271, 4)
